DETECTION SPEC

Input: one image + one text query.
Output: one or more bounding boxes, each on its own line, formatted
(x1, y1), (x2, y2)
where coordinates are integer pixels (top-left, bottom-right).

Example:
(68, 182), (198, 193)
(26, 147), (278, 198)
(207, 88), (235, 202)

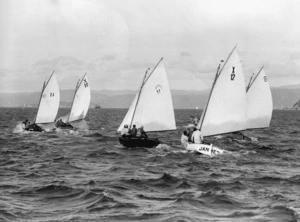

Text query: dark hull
(119, 137), (161, 148)
(25, 124), (44, 132)
(56, 123), (74, 129)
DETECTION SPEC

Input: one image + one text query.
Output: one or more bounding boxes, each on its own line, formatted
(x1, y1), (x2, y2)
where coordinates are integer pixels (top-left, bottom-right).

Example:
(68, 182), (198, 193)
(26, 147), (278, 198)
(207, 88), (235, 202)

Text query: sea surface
(0, 108), (299, 222)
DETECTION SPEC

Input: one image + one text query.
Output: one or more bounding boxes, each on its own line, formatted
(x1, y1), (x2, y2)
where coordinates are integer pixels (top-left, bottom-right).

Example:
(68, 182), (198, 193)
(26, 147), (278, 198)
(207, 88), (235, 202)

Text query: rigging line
(199, 46), (238, 131)
(141, 57), (163, 87)
(198, 62), (222, 130)
(129, 68), (149, 129)
(34, 70), (55, 123)
(246, 66), (264, 92)
(68, 73), (87, 122)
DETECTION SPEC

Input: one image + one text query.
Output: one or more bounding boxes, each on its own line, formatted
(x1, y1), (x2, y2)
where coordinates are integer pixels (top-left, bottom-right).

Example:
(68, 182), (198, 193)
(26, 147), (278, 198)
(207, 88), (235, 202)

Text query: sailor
(121, 124), (129, 137)
(137, 126), (148, 139)
(193, 116), (199, 125)
(181, 130), (189, 148)
(191, 128), (204, 144)
(22, 119), (29, 129)
(130, 125), (137, 137)
(55, 119), (62, 127)
(187, 126), (195, 142)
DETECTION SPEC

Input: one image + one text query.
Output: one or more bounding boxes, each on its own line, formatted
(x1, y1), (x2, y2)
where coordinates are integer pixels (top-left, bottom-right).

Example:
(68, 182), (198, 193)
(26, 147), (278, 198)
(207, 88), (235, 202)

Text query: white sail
(198, 47), (247, 136)
(35, 72), (60, 124)
(246, 67), (273, 129)
(117, 58), (176, 132)
(68, 74), (91, 122)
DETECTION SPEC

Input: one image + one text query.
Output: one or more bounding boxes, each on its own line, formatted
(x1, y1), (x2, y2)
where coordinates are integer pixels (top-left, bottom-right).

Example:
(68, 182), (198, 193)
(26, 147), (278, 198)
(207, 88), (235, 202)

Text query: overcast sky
(0, 0), (299, 93)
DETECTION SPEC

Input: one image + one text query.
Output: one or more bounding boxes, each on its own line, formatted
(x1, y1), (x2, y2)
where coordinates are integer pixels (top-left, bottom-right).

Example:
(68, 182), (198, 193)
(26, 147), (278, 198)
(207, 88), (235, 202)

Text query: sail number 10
(50, 93), (55, 97)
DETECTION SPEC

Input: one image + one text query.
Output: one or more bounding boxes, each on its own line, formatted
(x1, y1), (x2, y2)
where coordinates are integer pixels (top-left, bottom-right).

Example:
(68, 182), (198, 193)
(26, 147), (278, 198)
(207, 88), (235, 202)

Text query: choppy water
(0, 108), (299, 222)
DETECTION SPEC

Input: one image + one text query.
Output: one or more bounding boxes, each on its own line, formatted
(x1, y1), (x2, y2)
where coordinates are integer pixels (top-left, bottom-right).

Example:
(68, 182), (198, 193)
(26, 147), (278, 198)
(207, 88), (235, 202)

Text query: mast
(246, 66), (264, 92)
(129, 68), (149, 129)
(199, 46), (237, 131)
(34, 70), (55, 123)
(129, 57), (164, 129)
(198, 62), (222, 130)
(246, 74), (255, 92)
(68, 73), (87, 122)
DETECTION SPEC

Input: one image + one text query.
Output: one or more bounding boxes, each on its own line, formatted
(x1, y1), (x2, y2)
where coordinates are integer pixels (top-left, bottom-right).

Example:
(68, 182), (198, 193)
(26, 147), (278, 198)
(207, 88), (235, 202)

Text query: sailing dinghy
(56, 73), (91, 129)
(25, 71), (60, 132)
(246, 67), (273, 129)
(186, 46), (246, 156)
(117, 58), (176, 148)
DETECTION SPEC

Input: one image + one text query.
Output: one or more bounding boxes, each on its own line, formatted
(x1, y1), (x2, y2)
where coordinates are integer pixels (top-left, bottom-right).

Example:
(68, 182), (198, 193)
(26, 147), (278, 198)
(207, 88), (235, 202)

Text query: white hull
(186, 143), (224, 156)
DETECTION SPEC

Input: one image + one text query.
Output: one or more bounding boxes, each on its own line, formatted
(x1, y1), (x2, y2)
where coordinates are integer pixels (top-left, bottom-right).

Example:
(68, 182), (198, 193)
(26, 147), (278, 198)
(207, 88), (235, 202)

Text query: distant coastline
(1, 86), (300, 109)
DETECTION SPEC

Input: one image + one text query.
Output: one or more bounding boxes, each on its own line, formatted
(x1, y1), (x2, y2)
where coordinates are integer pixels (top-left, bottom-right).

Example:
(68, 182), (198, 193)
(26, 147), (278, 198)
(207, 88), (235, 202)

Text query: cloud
(102, 55), (117, 61)
(180, 52), (192, 57)
(32, 56), (84, 70)
(290, 52), (300, 61)
(2, 0), (300, 92)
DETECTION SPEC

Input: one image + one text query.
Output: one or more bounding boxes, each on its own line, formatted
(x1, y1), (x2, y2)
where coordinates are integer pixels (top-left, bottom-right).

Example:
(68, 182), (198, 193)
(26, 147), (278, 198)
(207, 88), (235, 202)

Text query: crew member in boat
(130, 125), (137, 137)
(22, 119), (29, 129)
(120, 124), (130, 138)
(186, 125), (195, 142)
(181, 130), (189, 148)
(191, 128), (204, 144)
(55, 119), (73, 128)
(23, 120), (44, 132)
(137, 126), (148, 139)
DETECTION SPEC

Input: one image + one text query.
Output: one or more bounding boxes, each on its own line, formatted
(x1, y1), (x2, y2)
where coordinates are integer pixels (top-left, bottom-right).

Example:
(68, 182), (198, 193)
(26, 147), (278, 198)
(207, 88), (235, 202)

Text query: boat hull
(25, 123), (44, 132)
(186, 143), (224, 156)
(119, 137), (161, 148)
(56, 122), (74, 129)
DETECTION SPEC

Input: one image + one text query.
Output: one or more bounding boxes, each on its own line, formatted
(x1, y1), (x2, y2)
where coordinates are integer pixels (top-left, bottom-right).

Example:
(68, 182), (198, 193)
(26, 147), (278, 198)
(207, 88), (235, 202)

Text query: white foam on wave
(13, 123), (25, 133)
(156, 143), (170, 149)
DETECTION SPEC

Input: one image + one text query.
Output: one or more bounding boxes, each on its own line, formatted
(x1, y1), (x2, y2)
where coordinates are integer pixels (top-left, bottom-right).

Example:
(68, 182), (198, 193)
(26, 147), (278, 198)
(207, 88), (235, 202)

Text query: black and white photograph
(0, 0), (299, 221)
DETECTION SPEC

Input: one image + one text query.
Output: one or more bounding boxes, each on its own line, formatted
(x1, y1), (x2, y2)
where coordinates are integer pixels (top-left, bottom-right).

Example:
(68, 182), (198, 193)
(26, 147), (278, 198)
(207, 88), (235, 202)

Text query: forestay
(117, 58), (176, 132)
(246, 67), (273, 129)
(198, 47), (247, 136)
(35, 72), (60, 124)
(68, 74), (91, 122)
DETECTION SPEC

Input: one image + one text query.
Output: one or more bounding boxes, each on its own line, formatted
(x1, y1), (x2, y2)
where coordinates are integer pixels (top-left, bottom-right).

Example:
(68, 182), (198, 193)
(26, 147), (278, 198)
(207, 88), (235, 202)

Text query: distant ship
(94, 103), (101, 109)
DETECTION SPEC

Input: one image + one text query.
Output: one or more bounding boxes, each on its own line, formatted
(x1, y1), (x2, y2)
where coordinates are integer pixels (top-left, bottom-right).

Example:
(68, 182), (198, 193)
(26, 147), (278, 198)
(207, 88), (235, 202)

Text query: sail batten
(246, 67), (273, 129)
(68, 74), (91, 122)
(35, 72), (60, 124)
(198, 47), (247, 137)
(118, 59), (176, 132)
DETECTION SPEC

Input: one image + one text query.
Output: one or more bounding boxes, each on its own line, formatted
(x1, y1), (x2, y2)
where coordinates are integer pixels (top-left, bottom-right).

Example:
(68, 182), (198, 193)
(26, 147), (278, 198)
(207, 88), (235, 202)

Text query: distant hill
(0, 86), (299, 109)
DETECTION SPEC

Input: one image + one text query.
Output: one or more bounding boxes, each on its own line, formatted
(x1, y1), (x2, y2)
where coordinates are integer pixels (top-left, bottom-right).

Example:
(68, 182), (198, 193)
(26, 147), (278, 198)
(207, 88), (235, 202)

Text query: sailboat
(117, 57), (176, 148)
(24, 71), (60, 132)
(94, 103), (101, 109)
(186, 46), (246, 156)
(246, 67), (273, 129)
(56, 73), (91, 128)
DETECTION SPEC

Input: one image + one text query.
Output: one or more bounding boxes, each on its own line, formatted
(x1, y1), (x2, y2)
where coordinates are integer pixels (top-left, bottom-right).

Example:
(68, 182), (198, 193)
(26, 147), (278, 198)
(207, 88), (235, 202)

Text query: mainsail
(68, 73), (91, 122)
(117, 58), (176, 132)
(197, 47), (247, 136)
(246, 67), (273, 129)
(35, 71), (60, 124)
